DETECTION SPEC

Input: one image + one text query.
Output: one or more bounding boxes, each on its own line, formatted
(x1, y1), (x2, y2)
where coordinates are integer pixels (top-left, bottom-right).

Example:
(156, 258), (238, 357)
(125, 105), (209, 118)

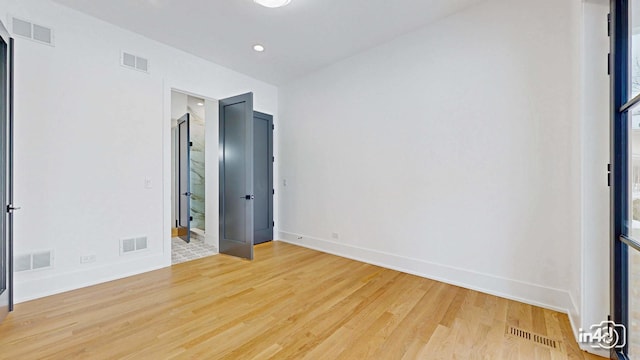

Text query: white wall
(171, 92), (188, 123)
(1, 0), (278, 302)
(203, 99), (219, 247)
(580, 0), (611, 356)
(279, 0), (585, 327)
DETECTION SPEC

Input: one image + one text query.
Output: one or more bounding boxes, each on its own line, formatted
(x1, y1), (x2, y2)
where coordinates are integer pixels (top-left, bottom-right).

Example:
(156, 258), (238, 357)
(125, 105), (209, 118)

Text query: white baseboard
(565, 301), (609, 357)
(14, 253), (170, 303)
(278, 230), (579, 329)
(579, 345), (609, 358)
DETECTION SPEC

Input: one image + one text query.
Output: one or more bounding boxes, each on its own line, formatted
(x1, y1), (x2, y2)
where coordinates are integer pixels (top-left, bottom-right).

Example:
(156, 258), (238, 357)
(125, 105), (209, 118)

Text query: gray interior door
(219, 93), (254, 260)
(253, 112), (273, 245)
(0, 20), (13, 321)
(177, 113), (191, 243)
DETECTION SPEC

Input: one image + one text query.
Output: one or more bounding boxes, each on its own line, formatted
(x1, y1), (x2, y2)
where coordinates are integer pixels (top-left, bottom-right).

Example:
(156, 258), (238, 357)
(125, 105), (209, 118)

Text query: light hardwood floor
(0, 242), (604, 359)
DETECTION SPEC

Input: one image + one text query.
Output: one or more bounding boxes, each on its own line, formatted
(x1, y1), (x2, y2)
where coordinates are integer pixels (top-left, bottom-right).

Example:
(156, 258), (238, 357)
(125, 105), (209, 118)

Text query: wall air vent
(32, 24), (52, 44)
(14, 254), (31, 272)
(120, 236), (148, 255)
(121, 52), (150, 73)
(14, 250), (54, 272)
(11, 17), (54, 46)
(12, 18), (31, 38)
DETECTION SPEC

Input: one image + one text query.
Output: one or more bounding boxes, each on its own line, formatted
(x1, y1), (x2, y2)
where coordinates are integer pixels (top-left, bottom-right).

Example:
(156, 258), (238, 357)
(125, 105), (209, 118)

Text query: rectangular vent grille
(14, 250), (54, 272)
(12, 18), (31, 38)
(506, 326), (559, 349)
(32, 24), (52, 44)
(121, 236), (148, 255)
(121, 52), (149, 73)
(12, 17), (54, 45)
(15, 254), (31, 272)
(533, 334), (557, 348)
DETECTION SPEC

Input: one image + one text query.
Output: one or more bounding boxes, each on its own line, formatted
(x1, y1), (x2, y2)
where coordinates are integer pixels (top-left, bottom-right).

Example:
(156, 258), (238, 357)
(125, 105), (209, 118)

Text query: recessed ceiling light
(253, 44), (265, 52)
(254, 0), (291, 8)
(197, 102), (204, 106)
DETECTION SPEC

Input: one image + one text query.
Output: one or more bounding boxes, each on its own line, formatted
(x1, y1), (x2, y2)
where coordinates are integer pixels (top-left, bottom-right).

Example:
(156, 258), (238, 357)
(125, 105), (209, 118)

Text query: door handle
(6, 204), (20, 213)
(244, 195), (255, 200)
(183, 192), (192, 197)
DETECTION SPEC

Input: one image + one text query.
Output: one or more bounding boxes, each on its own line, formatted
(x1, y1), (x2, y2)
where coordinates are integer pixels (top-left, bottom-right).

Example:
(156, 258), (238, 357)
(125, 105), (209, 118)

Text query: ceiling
(51, 0), (483, 85)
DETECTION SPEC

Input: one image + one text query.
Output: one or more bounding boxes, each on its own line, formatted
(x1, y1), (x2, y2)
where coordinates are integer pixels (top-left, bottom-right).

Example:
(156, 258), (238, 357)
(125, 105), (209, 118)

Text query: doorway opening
(170, 90), (216, 264)
(168, 89), (274, 265)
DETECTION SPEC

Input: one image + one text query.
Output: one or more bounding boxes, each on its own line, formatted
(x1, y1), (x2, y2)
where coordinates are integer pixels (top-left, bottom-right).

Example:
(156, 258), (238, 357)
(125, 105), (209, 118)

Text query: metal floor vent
(506, 326), (559, 349)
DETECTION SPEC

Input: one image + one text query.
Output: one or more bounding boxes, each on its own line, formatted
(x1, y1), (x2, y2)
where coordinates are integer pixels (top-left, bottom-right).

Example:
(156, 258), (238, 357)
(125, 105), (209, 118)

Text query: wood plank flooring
(0, 242), (604, 359)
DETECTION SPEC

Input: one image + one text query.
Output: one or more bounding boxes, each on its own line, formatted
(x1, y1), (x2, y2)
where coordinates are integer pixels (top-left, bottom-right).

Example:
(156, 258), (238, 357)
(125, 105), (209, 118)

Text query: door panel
(253, 112), (273, 245)
(7, 37), (12, 314)
(177, 114), (190, 243)
(0, 20), (12, 321)
(219, 93), (254, 260)
(222, 105), (246, 241)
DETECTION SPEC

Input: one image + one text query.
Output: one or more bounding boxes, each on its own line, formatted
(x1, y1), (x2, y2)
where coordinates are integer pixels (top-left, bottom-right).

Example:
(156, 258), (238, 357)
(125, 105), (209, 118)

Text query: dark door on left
(177, 113), (191, 243)
(0, 19), (14, 322)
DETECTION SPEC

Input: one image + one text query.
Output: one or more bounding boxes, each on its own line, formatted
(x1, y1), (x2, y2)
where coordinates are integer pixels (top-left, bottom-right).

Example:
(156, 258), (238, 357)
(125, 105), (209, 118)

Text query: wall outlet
(331, 232), (340, 240)
(144, 177), (153, 189)
(80, 254), (96, 264)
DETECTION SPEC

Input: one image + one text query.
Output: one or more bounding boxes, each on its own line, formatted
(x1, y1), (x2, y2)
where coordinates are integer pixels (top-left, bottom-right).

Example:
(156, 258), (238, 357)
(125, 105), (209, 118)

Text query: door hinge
(272, 189), (275, 195)
(272, 221), (275, 227)
(272, 156), (275, 163)
(190, 216), (193, 221)
(189, 141), (193, 147)
(608, 53), (611, 75)
(608, 13), (611, 37)
(272, 124), (275, 130)
(608, 163), (611, 186)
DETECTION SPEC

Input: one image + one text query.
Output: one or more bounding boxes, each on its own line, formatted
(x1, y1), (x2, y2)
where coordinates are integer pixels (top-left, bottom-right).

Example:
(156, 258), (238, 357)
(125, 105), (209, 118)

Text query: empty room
(0, 0), (632, 358)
